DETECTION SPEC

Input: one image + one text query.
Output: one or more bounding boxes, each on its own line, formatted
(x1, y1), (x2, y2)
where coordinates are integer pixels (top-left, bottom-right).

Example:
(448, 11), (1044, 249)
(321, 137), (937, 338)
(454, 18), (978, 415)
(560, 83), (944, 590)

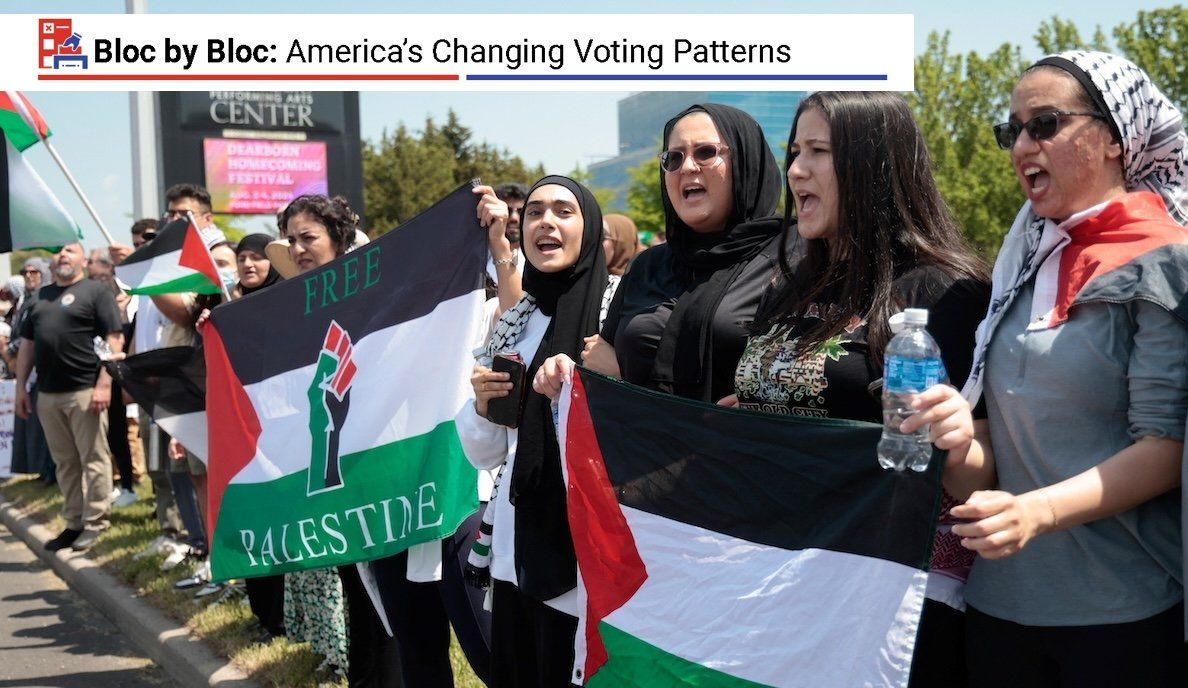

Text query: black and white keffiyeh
(962, 50), (1188, 405)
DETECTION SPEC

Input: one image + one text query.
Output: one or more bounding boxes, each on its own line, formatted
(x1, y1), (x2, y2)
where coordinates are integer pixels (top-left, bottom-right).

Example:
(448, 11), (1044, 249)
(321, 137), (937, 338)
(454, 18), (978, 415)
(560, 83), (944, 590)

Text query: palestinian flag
(0, 92), (51, 152)
(105, 346), (208, 462)
(1029, 191), (1188, 330)
(0, 130), (81, 251)
(205, 182), (487, 581)
(561, 369), (941, 687)
(115, 217), (222, 295)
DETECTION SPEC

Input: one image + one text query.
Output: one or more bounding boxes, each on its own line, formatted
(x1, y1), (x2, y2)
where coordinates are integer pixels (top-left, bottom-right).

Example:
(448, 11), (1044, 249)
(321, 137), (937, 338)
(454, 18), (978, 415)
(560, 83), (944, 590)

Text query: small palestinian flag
(561, 369), (941, 687)
(205, 182), (487, 581)
(104, 346), (208, 463)
(1028, 191), (1188, 330)
(0, 130), (81, 252)
(0, 91), (51, 152)
(115, 217), (222, 295)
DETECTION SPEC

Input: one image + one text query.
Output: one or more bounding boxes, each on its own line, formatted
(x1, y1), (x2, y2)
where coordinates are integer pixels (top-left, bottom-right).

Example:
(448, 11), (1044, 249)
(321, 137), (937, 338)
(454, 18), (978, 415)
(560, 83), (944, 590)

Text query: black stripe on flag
(105, 346), (206, 421)
(579, 369), (941, 570)
(118, 218), (189, 264)
(210, 182), (486, 385)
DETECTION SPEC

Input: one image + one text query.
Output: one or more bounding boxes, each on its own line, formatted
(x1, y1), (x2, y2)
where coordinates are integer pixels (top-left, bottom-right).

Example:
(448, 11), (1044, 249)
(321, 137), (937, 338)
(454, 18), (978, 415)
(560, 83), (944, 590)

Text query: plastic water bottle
(877, 308), (945, 472)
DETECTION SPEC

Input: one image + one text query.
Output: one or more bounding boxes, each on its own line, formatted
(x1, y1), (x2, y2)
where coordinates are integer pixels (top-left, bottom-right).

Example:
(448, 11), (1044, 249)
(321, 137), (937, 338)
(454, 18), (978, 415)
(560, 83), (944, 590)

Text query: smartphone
(486, 351), (527, 428)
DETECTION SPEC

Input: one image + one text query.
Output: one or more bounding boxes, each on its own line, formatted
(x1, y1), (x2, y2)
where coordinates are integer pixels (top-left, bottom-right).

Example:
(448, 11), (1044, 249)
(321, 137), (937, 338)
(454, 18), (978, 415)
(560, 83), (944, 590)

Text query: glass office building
(590, 91), (804, 207)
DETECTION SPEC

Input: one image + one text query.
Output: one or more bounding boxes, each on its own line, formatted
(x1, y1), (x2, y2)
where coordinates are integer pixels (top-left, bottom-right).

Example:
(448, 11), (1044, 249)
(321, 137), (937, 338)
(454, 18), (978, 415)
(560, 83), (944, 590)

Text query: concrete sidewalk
(0, 497), (259, 688)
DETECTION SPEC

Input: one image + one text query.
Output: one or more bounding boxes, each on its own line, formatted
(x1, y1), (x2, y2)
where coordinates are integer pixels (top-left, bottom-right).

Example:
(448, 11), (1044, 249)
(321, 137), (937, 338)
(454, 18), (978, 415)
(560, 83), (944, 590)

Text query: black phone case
(486, 355), (527, 428)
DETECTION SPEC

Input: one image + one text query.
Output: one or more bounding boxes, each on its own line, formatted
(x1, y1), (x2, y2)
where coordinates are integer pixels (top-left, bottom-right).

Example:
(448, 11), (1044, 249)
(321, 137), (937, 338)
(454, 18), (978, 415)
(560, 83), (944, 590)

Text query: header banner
(5, 14), (914, 91)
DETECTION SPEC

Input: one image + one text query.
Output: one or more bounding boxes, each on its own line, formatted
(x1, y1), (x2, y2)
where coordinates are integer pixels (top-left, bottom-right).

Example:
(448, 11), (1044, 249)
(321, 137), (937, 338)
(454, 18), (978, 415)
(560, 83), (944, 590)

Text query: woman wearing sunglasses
(535, 103), (784, 405)
(935, 51), (1188, 685)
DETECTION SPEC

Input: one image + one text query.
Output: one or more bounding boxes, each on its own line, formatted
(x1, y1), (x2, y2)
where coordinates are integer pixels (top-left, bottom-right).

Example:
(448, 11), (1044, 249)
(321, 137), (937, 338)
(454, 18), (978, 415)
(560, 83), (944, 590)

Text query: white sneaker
(134, 535), (171, 560)
(159, 541), (193, 571)
(175, 559), (211, 589)
(112, 490), (140, 508)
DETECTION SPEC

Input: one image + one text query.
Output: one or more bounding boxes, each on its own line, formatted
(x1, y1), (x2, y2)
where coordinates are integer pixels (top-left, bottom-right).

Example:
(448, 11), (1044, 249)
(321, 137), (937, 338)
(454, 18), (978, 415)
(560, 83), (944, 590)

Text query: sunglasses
(658, 143), (730, 173)
(19, 269), (40, 276)
(993, 110), (1107, 150)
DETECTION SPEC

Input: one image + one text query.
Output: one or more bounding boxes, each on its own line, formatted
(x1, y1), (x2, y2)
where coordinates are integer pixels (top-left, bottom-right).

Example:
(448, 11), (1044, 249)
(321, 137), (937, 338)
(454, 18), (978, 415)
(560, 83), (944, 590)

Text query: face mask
(219, 268), (238, 291)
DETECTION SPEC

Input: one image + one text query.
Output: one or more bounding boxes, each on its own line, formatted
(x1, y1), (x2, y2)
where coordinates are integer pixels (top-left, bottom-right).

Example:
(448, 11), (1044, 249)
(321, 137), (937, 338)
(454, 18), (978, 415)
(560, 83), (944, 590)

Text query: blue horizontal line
(466, 74), (887, 81)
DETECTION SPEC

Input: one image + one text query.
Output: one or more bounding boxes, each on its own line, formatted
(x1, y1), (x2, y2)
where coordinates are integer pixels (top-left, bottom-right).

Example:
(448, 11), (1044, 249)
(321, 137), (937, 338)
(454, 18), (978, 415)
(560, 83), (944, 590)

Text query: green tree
(362, 110), (545, 235)
(362, 123), (455, 235)
(1113, 6), (1188, 109)
(567, 164), (616, 212)
(624, 158), (665, 240)
(909, 32), (1026, 256)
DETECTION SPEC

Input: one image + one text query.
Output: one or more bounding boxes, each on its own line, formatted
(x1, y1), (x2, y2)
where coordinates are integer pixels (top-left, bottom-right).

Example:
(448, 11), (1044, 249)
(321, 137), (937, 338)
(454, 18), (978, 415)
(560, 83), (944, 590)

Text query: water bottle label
(884, 357), (944, 394)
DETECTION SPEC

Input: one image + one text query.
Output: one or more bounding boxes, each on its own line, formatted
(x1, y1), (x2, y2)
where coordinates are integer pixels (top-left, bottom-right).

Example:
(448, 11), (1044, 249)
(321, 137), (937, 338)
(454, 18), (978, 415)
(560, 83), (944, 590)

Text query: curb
(0, 497), (259, 688)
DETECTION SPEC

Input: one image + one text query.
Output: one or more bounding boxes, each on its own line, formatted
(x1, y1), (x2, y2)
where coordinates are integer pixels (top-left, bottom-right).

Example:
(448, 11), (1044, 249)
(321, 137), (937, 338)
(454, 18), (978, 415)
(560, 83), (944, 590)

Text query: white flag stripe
(115, 247), (191, 286)
(603, 505), (926, 688)
(232, 291), (482, 484)
(156, 411), (208, 463)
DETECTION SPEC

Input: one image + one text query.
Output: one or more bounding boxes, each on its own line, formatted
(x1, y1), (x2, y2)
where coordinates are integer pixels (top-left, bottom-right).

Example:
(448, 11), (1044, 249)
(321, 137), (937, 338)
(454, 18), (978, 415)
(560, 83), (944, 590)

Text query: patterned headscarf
(963, 51), (1188, 404)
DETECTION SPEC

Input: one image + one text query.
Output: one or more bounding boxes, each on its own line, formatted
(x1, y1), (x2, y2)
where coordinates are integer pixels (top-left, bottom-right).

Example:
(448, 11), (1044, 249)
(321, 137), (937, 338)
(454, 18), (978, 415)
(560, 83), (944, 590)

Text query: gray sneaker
(70, 528), (102, 552)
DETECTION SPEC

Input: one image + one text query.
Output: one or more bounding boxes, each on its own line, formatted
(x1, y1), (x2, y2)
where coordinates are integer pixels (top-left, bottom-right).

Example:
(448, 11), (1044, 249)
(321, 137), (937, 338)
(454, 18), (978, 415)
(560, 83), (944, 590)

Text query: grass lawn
(1, 474), (484, 688)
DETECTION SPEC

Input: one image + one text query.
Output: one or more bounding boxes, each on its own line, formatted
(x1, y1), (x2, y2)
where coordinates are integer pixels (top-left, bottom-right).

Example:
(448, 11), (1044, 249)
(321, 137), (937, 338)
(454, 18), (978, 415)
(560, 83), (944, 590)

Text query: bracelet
(1041, 491), (1058, 530)
(492, 256), (516, 267)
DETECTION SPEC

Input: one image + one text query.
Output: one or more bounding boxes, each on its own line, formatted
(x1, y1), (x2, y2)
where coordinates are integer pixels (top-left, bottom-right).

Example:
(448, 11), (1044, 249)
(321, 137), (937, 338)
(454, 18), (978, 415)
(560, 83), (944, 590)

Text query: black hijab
(651, 104), (783, 399)
(235, 233), (282, 295)
(511, 175), (608, 601)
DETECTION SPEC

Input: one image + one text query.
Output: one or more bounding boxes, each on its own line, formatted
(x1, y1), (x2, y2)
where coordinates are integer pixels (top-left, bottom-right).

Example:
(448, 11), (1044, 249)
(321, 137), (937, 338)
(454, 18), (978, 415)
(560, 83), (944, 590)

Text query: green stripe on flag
(124, 271), (220, 295)
(588, 623), (771, 688)
(211, 421), (478, 580)
(0, 110), (42, 152)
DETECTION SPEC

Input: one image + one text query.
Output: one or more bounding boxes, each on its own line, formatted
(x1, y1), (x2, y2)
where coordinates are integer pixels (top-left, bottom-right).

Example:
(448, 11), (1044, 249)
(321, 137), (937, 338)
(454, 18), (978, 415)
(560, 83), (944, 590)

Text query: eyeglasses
(658, 143), (730, 173)
(993, 110), (1107, 150)
(19, 269), (39, 276)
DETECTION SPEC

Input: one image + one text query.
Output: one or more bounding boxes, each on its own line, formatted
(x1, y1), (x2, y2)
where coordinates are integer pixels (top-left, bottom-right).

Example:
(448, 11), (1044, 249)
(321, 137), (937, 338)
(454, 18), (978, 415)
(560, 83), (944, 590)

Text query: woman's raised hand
(580, 335), (620, 378)
(473, 185), (512, 260)
(471, 365), (512, 417)
(532, 354), (576, 400)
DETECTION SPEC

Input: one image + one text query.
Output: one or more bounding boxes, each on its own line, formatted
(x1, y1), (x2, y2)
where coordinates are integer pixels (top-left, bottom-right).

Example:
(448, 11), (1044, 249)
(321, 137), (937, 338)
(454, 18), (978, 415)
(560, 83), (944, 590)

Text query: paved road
(0, 522), (167, 688)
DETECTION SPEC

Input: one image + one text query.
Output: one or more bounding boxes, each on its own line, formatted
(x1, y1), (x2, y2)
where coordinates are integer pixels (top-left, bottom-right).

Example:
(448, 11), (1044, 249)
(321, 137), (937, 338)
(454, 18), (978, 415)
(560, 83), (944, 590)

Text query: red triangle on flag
(178, 220), (222, 292)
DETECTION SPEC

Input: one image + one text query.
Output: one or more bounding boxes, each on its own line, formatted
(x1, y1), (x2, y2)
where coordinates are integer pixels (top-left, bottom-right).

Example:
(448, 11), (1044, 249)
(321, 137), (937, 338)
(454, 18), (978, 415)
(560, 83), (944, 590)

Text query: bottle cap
(903, 308), (929, 325)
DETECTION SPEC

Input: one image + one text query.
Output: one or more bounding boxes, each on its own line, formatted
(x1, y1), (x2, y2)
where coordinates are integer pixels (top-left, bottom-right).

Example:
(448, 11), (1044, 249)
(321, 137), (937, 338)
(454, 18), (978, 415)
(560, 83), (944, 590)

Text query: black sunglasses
(993, 110), (1107, 150)
(658, 143), (730, 173)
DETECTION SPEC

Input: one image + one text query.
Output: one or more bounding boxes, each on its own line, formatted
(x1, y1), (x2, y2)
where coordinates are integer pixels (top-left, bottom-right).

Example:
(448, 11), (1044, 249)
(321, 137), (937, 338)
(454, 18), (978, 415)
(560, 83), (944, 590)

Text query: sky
(1, 0), (1178, 245)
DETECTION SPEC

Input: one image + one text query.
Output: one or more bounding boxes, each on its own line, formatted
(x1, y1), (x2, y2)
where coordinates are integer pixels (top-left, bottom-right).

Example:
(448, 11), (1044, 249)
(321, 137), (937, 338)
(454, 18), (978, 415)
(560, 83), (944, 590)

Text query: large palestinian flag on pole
(115, 217), (223, 295)
(561, 368), (941, 687)
(205, 183), (486, 581)
(0, 130), (81, 251)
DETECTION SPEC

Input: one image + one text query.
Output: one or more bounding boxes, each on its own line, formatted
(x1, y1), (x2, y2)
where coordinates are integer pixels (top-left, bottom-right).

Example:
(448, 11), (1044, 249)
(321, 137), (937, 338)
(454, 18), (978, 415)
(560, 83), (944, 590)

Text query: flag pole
(5, 91), (116, 246)
(188, 211), (233, 302)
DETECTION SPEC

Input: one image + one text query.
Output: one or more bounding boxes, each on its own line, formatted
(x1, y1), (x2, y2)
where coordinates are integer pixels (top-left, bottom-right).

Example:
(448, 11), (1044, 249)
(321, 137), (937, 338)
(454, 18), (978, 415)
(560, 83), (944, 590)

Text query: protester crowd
(4, 50), (1187, 687)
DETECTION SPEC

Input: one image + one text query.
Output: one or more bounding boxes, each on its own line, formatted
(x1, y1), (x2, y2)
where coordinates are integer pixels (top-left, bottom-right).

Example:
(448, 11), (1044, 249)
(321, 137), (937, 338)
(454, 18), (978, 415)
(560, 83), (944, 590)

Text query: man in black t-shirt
(15, 243), (124, 552)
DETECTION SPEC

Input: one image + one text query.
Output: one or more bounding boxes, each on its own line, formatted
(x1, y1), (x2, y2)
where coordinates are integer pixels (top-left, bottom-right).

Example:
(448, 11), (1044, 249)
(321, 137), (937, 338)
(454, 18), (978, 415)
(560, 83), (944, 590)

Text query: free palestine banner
(561, 368), (941, 687)
(205, 182), (487, 581)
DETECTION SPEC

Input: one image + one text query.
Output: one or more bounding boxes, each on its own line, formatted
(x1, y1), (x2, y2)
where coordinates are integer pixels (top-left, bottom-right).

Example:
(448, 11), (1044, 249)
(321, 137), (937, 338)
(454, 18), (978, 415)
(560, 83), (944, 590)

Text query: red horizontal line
(38, 73), (458, 81)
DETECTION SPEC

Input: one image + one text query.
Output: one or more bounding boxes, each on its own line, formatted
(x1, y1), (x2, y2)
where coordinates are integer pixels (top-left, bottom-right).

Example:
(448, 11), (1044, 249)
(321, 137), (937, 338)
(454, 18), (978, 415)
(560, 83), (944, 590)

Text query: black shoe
(45, 528), (83, 552)
(70, 528), (102, 552)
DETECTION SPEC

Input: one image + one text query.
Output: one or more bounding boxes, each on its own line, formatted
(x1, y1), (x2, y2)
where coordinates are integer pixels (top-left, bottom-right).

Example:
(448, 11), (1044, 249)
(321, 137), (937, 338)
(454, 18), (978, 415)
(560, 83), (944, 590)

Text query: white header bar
(4, 14), (914, 91)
